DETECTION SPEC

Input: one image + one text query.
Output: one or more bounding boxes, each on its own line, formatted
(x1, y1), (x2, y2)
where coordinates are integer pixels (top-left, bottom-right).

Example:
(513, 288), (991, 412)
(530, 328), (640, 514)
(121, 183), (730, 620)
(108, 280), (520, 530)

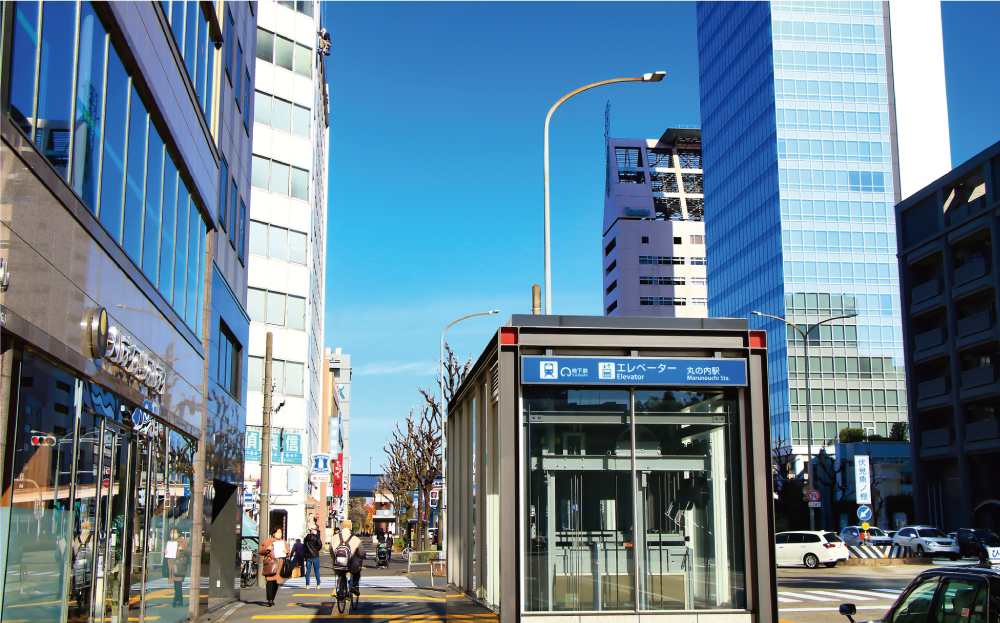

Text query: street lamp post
(439, 310), (499, 556)
(543, 71), (665, 314)
(751, 310), (858, 531)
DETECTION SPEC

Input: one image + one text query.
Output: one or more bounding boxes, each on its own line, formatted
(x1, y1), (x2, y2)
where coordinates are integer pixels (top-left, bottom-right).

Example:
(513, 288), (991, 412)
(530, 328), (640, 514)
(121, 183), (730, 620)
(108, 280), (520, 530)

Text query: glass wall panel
(271, 162), (289, 195)
(633, 389), (744, 611)
(254, 91), (271, 125)
(99, 52), (129, 240)
(218, 156), (229, 229)
(248, 288), (265, 323)
(271, 98), (291, 133)
(293, 43), (311, 77)
(524, 388), (634, 612)
(256, 28), (273, 62)
(290, 167), (308, 200)
(266, 291), (285, 326)
(186, 210), (201, 329)
(196, 225), (206, 338)
(170, 1), (185, 52)
(8, 1), (39, 137)
(249, 220), (267, 255)
(159, 158), (178, 302)
(123, 87), (148, 263)
(285, 362), (303, 396)
(238, 200), (247, 262)
(251, 155), (269, 189)
(292, 105), (310, 137)
(248, 357), (263, 392)
(72, 1), (107, 212)
(140, 425), (169, 617)
(268, 226), (287, 260)
(195, 7), (208, 110)
(230, 180), (239, 243)
(173, 194), (189, 318)
(68, 409), (102, 623)
(143, 123), (164, 285)
(1, 352), (78, 620)
(288, 231), (306, 264)
(184, 0), (198, 79)
(36, 1), (76, 177)
(274, 36), (293, 70)
(272, 361), (284, 394)
(286, 295), (305, 330)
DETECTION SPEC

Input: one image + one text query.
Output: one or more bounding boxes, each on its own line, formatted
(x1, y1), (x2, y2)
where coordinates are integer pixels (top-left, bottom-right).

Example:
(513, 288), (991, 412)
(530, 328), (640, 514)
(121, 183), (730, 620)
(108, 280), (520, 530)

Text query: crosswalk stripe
(777, 591), (828, 602)
(873, 588), (902, 594)
(777, 597), (802, 603)
(805, 590), (875, 601)
(837, 589), (900, 599)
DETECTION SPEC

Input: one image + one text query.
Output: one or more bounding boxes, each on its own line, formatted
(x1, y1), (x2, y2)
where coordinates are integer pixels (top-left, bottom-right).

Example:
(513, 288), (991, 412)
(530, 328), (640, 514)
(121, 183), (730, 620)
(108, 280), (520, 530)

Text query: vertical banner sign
(245, 430), (262, 462)
(333, 453), (343, 496)
(855, 454), (872, 505)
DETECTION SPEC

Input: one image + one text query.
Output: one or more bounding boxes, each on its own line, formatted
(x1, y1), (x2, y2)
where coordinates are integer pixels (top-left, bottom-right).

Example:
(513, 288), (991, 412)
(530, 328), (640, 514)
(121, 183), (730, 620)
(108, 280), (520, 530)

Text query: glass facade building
(696, 1), (948, 459)
(1, 1), (256, 621)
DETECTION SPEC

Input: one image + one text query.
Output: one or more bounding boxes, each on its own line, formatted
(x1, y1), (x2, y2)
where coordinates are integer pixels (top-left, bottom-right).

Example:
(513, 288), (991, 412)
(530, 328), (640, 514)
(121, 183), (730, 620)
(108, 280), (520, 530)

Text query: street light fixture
(751, 310), (858, 531)
(439, 310), (499, 556)
(542, 72), (666, 314)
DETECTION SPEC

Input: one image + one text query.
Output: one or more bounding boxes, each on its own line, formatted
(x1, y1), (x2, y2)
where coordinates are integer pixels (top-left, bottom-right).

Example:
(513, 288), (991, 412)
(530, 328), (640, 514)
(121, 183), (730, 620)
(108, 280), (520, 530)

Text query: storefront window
(69, 409), (102, 622)
(1, 351), (79, 620)
(163, 428), (196, 622)
(524, 388), (634, 611)
(523, 387), (745, 613)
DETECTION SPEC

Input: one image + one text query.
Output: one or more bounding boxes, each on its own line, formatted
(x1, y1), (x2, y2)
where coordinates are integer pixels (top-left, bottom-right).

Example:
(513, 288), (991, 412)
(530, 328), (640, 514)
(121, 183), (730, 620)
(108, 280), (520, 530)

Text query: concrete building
(832, 441), (912, 530)
(895, 139), (1000, 531)
(0, 1), (255, 620)
(243, 0), (329, 540)
(696, 2), (952, 473)
(602, 128), (708, 318)
(327, 348), (352, 517)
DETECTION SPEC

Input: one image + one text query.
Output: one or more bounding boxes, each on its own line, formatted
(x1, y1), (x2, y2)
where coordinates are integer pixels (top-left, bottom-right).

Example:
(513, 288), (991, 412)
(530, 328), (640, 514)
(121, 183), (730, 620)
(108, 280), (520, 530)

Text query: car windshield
(976, 531), (1000, 545)
(824, 533), (843, 543)
(918, 529), (947, 538)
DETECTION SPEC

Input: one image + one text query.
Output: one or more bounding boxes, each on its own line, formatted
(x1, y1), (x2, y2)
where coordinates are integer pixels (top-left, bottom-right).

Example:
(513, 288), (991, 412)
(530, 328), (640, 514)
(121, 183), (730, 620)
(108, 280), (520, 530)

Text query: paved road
(221, 542), (495, 623)
(776, 564), (922, 623)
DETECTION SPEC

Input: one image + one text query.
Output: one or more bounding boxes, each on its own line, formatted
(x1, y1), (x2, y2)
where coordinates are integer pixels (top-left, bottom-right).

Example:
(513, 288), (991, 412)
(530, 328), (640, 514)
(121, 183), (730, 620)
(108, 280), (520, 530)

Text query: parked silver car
(839, 526), (893, 547)
(892, 525), (960, 560)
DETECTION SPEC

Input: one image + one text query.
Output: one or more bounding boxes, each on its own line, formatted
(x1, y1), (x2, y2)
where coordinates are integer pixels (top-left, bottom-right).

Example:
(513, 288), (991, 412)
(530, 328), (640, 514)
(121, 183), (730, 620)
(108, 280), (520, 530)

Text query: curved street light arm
(543, 73), (664, 315)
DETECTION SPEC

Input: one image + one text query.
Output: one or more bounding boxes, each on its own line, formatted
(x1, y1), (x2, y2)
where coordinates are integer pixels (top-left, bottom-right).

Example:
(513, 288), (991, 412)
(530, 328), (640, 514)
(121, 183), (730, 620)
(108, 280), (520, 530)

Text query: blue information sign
(857, 505), (873, 521)
(522, 356), (747, 386)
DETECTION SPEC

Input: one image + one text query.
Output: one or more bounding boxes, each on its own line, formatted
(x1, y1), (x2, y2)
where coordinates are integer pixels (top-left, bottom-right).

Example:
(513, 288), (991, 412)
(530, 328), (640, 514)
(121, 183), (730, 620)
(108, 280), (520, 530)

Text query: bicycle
(335, 572), (359, 612)
(400, 539), (413, 561)
(240, 538), (259, 588)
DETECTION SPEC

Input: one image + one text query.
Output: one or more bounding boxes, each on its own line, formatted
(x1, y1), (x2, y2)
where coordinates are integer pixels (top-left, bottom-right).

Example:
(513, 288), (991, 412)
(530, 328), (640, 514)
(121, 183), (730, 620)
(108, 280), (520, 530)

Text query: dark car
(957, 529), (1000, 562)
(839, 567), (1000, 623)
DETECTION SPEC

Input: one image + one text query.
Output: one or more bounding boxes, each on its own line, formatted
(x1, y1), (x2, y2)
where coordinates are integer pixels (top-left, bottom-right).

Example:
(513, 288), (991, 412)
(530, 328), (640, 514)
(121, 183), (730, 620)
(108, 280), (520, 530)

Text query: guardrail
(406, 550), (444, 586)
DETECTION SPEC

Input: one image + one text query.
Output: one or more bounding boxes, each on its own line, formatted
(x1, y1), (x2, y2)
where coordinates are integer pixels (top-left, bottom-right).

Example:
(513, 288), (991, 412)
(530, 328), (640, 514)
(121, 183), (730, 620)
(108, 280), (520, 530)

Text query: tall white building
(245, 0), (329, 538)
(328, 350), (352, 512)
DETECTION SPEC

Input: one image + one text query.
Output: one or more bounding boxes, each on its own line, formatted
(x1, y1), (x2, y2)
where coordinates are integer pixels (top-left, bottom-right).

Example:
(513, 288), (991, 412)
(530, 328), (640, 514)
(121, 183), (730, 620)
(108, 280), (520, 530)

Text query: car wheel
(949, 555), (959, 561)
(804, 553), (820, 569)
(824, 561), (838, 568)
(917, 545), (925, 558)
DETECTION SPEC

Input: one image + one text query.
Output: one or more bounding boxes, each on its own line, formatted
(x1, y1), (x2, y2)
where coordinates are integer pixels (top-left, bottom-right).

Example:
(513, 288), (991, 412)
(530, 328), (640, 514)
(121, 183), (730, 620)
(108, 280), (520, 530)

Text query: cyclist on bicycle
(331, 519), (365, 595)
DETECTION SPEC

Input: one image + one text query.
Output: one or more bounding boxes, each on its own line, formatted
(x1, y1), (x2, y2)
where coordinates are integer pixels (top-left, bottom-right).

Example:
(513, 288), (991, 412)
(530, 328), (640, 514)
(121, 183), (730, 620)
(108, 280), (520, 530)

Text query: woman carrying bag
(258, 526), (290, 607)
(166, 529), (190, 608)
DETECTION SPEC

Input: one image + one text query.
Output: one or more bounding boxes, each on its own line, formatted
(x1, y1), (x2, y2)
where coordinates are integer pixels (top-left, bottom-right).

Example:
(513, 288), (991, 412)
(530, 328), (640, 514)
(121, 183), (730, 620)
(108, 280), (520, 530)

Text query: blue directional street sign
(522, 356), (748, 386)
(857, 505), (873, 521)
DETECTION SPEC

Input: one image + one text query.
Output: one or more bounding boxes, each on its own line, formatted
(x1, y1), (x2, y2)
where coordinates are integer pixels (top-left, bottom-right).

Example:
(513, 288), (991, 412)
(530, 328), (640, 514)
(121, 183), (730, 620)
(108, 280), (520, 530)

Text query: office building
(895, 140), (1000, 531)
(602, 128), (709, 318)
(244, 0), (329, 540)
(321, 346), (345, 531)
(327, 348), (352, 515)
(696, 2), (952, 471)
(0, 1), (255, 621)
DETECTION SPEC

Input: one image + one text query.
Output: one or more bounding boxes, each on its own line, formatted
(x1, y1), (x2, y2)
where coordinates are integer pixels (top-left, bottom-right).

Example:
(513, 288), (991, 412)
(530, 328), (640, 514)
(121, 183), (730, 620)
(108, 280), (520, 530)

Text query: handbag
(171, 553), (188, 578)
(279, 557), (296, 579)
(262, 555), (278, 577)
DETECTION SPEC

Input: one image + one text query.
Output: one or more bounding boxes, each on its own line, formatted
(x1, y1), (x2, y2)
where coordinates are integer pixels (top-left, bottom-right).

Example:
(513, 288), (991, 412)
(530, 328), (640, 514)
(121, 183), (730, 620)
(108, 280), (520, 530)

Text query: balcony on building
(922, 426), (953, 450)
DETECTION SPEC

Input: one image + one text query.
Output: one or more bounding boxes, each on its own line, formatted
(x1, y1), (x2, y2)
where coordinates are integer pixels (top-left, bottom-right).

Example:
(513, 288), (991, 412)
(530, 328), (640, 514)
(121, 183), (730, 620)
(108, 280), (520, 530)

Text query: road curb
(840, 557), (932, 566)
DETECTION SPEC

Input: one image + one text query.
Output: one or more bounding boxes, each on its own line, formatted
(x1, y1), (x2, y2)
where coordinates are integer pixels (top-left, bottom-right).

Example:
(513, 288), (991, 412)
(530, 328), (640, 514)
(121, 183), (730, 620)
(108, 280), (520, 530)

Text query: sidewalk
(218, 542), (485, 623)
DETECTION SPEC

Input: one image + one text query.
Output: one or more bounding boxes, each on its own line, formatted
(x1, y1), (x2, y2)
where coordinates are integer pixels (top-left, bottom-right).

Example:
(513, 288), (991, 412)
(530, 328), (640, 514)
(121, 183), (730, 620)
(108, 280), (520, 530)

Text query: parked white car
(775, 531), (850, 569)
(892, 526), (960, 559)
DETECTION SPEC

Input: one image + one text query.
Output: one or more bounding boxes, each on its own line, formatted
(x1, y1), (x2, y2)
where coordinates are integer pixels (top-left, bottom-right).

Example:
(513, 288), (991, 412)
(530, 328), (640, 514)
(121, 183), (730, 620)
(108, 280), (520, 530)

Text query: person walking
(292, 538), (305, 577)
(259, 526), (289, 607)
(166, 529), (190, 608)
(331, 519), (365, 595)
(303, 528), (324, 589)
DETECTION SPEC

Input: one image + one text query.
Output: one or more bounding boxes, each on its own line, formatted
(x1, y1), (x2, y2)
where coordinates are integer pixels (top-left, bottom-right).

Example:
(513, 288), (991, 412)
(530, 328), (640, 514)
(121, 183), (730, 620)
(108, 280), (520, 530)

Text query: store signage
(130, 399), (160, 435)
(245, 428), (303, 464)
(855, 454), (872, 504)
(522, 356), (747, 386)
(0, 257), (10, 292)
(333, 453), (343, 496)
(311, 453), (331, 474)
(245, 430), (262, 462)
(625, 207), (650, 216)
(310, 474), (330, 483)
(89, 308), (166, 394)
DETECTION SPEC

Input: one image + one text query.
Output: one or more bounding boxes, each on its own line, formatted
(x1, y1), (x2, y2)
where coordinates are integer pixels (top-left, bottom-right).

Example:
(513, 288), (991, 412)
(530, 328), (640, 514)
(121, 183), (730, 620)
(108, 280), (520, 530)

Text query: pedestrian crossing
(280, 576), (417, 590)
(777, 588), (901, 604)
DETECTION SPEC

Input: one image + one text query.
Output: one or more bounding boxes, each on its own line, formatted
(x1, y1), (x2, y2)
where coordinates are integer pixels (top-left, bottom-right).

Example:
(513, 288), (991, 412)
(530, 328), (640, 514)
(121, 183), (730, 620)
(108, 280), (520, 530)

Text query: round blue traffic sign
(857, 505), (872, 521)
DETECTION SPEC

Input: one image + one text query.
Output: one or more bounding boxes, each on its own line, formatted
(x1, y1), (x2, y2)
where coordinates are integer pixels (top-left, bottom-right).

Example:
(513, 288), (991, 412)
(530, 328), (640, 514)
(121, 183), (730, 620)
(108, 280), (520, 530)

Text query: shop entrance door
(90, 423), (136, 623)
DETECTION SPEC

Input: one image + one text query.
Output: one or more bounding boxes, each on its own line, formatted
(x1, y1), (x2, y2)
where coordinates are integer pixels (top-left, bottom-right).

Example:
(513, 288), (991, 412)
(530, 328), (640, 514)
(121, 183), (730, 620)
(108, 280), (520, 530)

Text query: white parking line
(777, 591), (829, 602)
(806, 590), (876, 601)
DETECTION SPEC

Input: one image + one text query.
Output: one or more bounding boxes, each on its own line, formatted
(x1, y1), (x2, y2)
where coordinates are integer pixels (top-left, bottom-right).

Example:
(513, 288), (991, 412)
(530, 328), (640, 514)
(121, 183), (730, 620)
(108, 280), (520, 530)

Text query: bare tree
(348, 497), (366, 529)
(771, 431), (797, 503)
(419, 342), (473, 420)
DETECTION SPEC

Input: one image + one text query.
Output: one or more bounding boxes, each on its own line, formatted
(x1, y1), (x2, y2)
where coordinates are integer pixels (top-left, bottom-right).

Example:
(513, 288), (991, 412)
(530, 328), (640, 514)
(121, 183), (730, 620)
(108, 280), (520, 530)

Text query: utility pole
(258, 332), (273, 579)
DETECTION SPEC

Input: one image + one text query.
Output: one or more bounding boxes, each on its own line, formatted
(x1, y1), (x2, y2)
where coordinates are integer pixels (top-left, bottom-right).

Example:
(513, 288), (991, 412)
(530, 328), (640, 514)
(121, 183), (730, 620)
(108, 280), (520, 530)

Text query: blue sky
(321, 1), (1000, 475)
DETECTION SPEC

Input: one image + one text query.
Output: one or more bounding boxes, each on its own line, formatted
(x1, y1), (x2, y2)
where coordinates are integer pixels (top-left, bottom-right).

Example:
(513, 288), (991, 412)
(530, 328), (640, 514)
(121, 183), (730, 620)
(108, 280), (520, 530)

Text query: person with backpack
(330, 519), (365, 595)
(303, 528), (324, 589)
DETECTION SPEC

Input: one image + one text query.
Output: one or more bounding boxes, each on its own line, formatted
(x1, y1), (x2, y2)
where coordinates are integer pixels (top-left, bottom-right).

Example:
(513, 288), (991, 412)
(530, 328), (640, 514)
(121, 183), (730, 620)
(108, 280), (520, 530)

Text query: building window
(618, 170), (646, 184)
(256, 28), (274, 62)
(605, 238), (616, 256)
(238, 199), (247, 263)
(229, 179), (238, 248)
(248, 221), (307, 264)
(218, 322), (242, 398)
(163, 1), (215, 118)
(673, 237), (682, 244)
(247, 356), (304, 396)
(690, 257), (707, 266)
(606, 300), (617, 314)
(690, 298), (708, 306)
(243, 70), (251, 132)
(219, 155), (229, 230)
(615, 147), (643, 168)
(641, 236), (649, 244)
(690, 235), (704, 244)
(660, 297), (686, 306)
(251, 155), (310, 198)
(648, 147), (672, 168)
(235, 42), (242, 109)
(639, 276), (654, 285)
(639, 255), (654, 265)
(293, 43), (312, 77)
(658, 256), (685, 265)
(606, 280), (617, 295)
(224, 7), (234, 84)
(678, 150), (702, 169)
(690, 277), (707, 286)
(640, 297), (656, 306)
(605, 259), (616, 275)
(274, 35), (294, 71)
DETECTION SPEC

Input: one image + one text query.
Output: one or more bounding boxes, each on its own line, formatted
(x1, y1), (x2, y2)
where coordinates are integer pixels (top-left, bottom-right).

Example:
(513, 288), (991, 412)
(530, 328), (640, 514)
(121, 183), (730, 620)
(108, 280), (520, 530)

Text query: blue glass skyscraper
(696, 1), (951, 462)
